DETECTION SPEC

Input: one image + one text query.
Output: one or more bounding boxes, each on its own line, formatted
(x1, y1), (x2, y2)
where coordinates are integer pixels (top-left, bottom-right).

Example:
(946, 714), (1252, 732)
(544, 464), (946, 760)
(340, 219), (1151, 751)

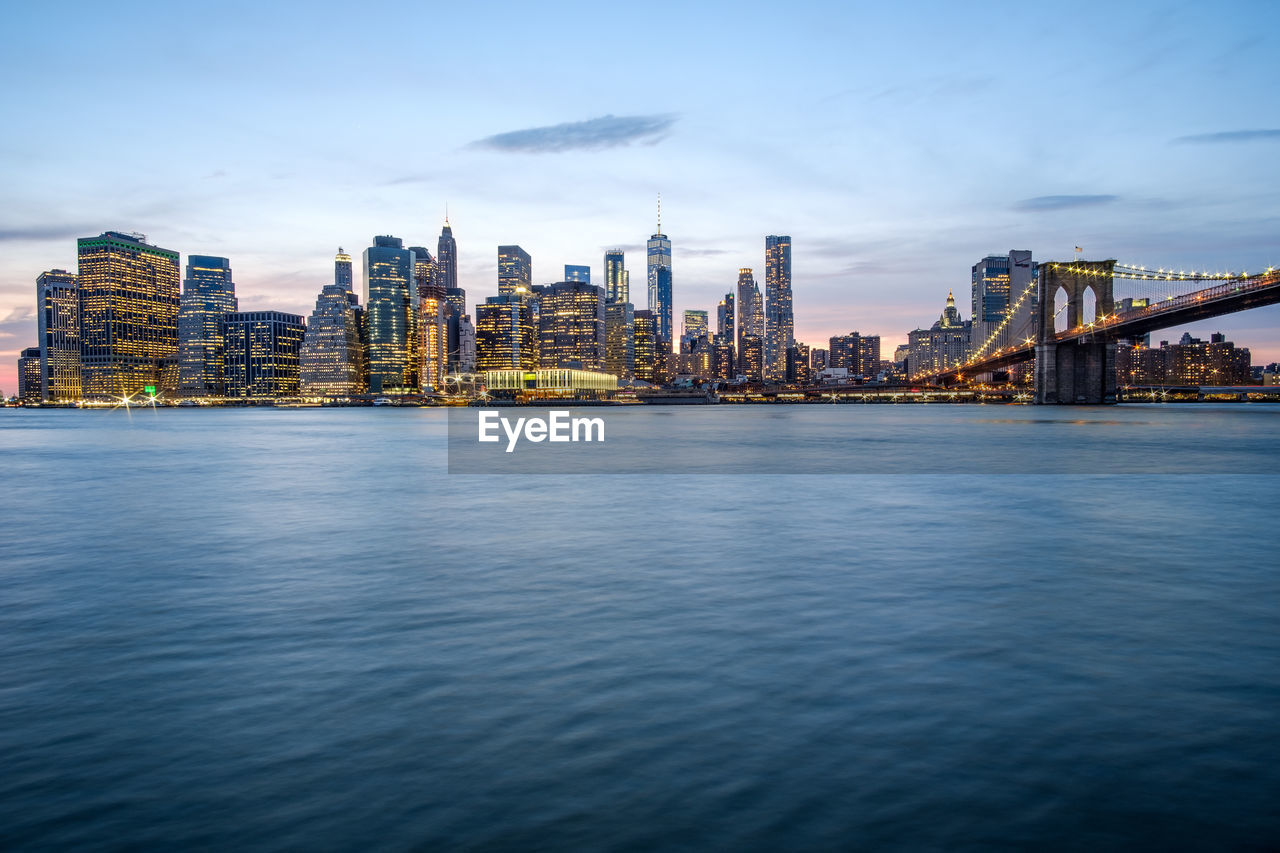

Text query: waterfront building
(764, 235), (793, 380)
(77, 231), (180, 400)
(300, 249), (366, 397)
(18, 347), (41, 403)
(475, 293), (536, 371)
(437, 219), (458, 292)
(564, 264), (591, 284)
(605, 300), (635, 380)
(363, 236), (417, 393)
(647, 201), (673, 348)
(1117, 332), (1252, 387)
(419, 283), (448, 391)
(604, 249), (629, 304)
(222, 311), (306, 398)
(633, 309), (658, 382)
(177, 256), (238, 397)
(498, 245), (532, 296)
(36, 269), (80, 401)
(907, 290), (971, 378)
(740, 335), (764, 382)
(539, 281), (605, 370)
(810, 347), (828, 372)
(736, 269), (764, 357)
(484, 368), (617, 400)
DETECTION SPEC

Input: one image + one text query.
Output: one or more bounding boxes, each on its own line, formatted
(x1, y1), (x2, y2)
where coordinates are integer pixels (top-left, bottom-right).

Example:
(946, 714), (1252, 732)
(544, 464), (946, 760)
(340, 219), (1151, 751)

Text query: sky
(3, 0), (1279, 393)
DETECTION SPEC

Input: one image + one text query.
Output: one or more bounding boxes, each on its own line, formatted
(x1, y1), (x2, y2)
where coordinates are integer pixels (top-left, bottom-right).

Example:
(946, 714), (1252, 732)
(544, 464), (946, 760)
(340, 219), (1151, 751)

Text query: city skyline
(3, 0), (1279, 393)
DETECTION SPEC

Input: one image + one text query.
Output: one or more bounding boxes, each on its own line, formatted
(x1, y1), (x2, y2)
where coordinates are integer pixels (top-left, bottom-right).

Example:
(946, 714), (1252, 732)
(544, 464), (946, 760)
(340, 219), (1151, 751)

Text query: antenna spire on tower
(657, 192), (662, 234)
(444, 201), (450, 226)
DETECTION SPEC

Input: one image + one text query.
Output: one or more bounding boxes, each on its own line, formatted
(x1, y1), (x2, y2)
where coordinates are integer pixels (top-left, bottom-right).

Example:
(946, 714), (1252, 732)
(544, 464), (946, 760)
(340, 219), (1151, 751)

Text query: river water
(2, 405), (1278, 850)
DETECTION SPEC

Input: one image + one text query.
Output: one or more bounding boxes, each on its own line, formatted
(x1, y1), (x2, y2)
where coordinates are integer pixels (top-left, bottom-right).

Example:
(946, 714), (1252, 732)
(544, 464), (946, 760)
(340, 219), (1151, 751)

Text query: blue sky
(3, 0), (1279, 392)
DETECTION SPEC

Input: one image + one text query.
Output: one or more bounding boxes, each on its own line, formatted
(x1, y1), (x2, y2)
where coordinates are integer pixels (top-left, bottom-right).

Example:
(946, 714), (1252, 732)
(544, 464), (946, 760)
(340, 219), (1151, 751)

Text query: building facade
(907, 291), (971, 379)
(77, 231), (181, 399)
(647, 218), (673, 348)
(18, 347), (41, 403)
(764, 235), (793, 380)
(476, 293), (537, 371)
(222, 311), (306, 398)
(736, 269), (764, 358)
(177, 255), (238, 397)
(604, 249), (629, 304)
(363, 236), (417, 393)
(300, 249), (366, 397)
(437, 219), (458, 292)
(539, 281), (605, 370)
(37, 269), (80, 401)
(498, 245), (531, 296)
(633, 309), (658, 383)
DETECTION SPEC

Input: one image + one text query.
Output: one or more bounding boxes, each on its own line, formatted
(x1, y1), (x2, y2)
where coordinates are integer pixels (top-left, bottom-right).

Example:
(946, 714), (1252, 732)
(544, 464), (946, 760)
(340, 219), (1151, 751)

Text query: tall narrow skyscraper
(764, 235), (793, 380)
(736, 269), (764, 358)
(647, 197), (673, 349)
(437, 217), (458, 292)
(37, 269), (80, 401)
(177, 256), (238, 397)
(604, 249), (629, 304)
(301, 248), (366, 397)
(498, 245), (532, 296)
(716, 292), (735, 347)
(77, 231), (180, 400)
(363, 236), (417, 393)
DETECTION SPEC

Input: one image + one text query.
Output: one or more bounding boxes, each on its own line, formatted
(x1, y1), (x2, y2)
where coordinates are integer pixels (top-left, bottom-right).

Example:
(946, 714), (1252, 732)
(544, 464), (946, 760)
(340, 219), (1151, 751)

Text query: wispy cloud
(0, 224), (96, 242)
(471, 114), (677, 153)
(1173, 129), (1280, 145)
(1015, 194), (1118, 212)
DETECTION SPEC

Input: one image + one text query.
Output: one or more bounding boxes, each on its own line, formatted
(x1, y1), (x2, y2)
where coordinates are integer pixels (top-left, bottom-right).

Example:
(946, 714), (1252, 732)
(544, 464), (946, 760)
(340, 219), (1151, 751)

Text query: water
(2, 406), (1278, 850)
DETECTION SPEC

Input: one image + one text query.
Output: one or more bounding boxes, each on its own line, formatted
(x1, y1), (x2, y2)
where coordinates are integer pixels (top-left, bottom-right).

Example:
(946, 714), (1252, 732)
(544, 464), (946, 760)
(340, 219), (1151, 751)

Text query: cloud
(0, 224), (97, 242)
(1173, 129), (1280, 145)
(1015, 194), (1119, 212)
(470, 114), (677, 153)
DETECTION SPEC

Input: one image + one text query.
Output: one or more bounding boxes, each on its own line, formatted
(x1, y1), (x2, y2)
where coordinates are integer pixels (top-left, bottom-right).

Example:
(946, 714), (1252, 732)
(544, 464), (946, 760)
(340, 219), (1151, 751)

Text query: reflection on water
(1, 406), (1278, 850)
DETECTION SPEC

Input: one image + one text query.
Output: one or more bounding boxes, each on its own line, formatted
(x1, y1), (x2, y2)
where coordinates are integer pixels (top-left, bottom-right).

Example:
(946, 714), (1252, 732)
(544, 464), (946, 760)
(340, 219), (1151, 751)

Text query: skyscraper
(475, 293), (536, 371)
(77, 231), (180, 400)
(604, 249), (629, 304)
(716, 292), (735, 346)
(177, 255), (238, 397)
(971, 250), (1034, 356)
(682, 309), (709, 353)
(538, 281), (606, 370)
(498, 245), (532, 296)
(764, 235), (793, 380)
(564, 264), (591, 283)
(222, 311), (306, 398)
(36, 269), (80, 401)
(300, 249), (366, 397)
(18, 347), (41, 403)
(437, 218), (458, 292)
(633, 309), (658, 382)
(605, 301), (635, 380)
(363, 236), (417, 393)
(647, 199), (673, 349)
(736, 269), (764, 359)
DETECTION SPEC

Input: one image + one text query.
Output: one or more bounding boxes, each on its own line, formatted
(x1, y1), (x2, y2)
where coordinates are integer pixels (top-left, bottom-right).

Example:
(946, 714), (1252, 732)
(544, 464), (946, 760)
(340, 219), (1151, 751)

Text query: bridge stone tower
(1034, 260), (1117, 404)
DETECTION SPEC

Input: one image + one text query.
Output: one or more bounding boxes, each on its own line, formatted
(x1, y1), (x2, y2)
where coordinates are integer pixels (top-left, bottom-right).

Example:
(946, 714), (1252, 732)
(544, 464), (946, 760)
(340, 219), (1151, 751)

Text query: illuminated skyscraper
(539, 281), (605, 370)
(971, 251), (1034, 356)
(647, 198), (673, 348)
(633, 309), (658, 382)
(682, 309), (708, 345)
(475, 293), (536, 371)
(418, 281), (448, 391)
(764, 235), (793, 380)
(36, 269), (80, 401)
(736, 269), (764, 358)
(741, 335), (764, 382)
(18, 347), (41, 403)
(437, 218), (458, 292)
(77, 231), (180, 400)
(222, 311), (306, 398)
(605, 301), (634, 379)
(716, 292), (734, 346)
(301, 249), (366, 396)
(604, 249), (629, 304)
(177, 255), (238, 397)
(498, 245), (532, 296)
(363, 236), (417, 393)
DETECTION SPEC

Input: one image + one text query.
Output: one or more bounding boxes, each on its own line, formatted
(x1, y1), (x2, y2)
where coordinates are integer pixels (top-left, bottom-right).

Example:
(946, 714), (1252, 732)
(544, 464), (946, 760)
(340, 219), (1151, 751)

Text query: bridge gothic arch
(1035, 259), (1118, 404)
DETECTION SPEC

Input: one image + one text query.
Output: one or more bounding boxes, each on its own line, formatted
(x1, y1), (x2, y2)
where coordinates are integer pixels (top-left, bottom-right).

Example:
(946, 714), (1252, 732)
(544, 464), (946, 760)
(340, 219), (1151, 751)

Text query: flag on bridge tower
(1074, 246), (1083, 254)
